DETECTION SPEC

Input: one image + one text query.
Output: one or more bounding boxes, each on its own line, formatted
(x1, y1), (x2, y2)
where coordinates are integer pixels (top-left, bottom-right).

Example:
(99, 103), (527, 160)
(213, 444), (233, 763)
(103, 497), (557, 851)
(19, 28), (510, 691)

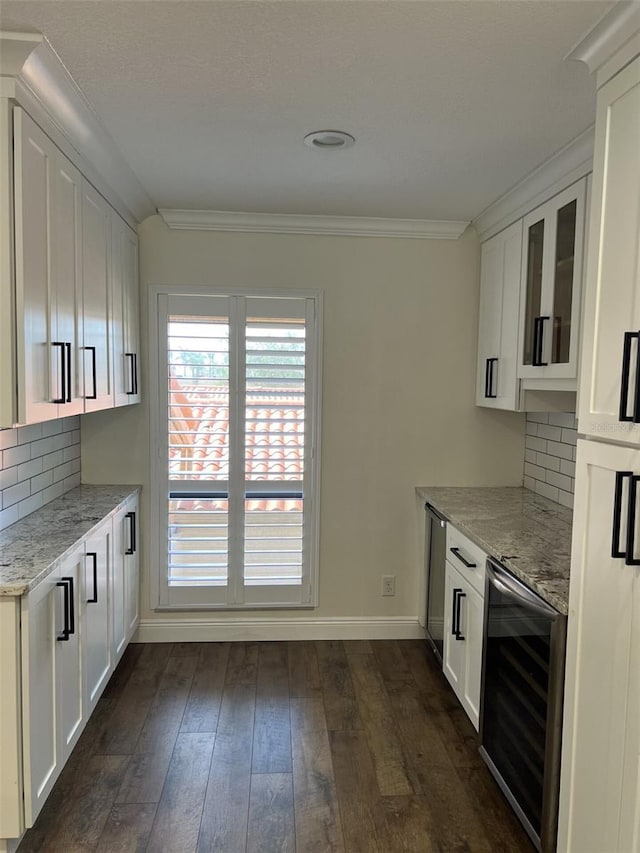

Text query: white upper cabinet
(578, 57), (640, 443)
(476, 177), (588, 412)
(51, 144), (84, 416)
(13, 107), (85, 424)
(1, 104), (141, 427)
(518, 178), (586, 383)
(13, 108), (56, 424)
(82, 180), (113, 413)
(476, 220), (522, 410)
(112, 211), (140, 407)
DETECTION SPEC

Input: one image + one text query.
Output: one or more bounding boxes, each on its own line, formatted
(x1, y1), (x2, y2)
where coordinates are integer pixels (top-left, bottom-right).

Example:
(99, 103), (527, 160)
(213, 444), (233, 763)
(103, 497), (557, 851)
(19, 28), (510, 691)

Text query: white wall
(81, 216), (525, 634)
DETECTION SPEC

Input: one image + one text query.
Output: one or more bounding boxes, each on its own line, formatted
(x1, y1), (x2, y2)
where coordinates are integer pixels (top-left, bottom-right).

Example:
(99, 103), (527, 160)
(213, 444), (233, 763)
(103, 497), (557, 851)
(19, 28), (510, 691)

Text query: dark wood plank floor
(17, 640), (534, 853)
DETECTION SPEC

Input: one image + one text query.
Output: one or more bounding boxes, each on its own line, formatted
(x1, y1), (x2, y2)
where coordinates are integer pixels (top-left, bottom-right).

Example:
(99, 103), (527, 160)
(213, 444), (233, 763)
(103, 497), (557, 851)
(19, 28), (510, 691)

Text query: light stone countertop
(0, 484), (140, 596)
(416, 486), (572, 614)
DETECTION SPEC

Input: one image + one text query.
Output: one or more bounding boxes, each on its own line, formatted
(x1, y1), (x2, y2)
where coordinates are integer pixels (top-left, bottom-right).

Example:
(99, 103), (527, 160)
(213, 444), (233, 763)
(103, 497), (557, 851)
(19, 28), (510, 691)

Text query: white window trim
(148, 284), (323, 611)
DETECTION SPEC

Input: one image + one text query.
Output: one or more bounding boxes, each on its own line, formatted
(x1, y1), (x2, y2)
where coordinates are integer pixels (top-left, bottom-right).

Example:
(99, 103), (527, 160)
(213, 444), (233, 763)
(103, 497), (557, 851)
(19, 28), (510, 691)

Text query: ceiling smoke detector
(304, 130), (355, 150)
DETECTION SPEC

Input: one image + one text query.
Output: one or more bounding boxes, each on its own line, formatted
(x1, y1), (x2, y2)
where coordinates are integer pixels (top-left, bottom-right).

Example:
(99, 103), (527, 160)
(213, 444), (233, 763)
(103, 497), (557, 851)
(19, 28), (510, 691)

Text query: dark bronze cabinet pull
(532, 316), (549, 367)
(56, 576), (75, 640)
(618, 331), (640, 422)
(450, 547), (477, 568)
(52, 342), (66, 403)
(125, 511), (136, 555)
(86, 552), (98, 603)
(85, 346), (97, 399)
(452, 588), (466, 641)
(485, 357), (498, 399)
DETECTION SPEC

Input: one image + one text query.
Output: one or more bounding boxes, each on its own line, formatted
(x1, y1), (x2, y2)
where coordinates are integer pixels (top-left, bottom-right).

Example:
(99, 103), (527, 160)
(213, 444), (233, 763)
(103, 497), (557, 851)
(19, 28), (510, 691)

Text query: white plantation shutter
(153, 290), (321, 609)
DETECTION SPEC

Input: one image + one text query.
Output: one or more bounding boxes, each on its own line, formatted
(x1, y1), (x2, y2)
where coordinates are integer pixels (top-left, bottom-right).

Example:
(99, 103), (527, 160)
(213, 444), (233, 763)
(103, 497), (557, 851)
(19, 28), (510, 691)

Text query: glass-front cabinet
(518, 178), (586, 381)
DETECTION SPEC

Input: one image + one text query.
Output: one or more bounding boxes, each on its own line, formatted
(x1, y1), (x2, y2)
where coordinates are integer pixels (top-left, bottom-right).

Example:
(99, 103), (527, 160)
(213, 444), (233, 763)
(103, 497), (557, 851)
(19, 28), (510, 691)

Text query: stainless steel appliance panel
(424, 502), (447, 664)
(480, 558), (567, 853)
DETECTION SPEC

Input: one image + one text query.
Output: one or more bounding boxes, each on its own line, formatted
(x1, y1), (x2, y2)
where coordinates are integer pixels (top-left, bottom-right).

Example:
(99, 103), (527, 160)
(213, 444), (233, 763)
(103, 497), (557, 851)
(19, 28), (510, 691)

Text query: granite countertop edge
(416, 485), (572, 615)
(0, 484), (141, 597)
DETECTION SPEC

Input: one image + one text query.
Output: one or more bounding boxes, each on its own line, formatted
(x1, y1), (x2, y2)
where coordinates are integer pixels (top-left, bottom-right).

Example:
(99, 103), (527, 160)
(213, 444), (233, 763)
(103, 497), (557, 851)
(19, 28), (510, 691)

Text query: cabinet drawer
(446, 525), (486, 596)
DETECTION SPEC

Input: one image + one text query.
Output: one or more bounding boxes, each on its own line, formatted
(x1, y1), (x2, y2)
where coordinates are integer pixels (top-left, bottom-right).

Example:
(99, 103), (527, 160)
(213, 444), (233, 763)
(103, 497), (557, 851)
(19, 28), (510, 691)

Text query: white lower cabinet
(56, 547), (85, 763)
(124, 502), (140, 640)
(21, 544), (84, 826)
(1, 491), (140, 841)
(558, 440), (640, 852)
(112, 495), (139, 662)
(443, 525), (486, 731)
(83, 524), (112, 714)
(443, 561), (484, 730)
(21, 569), (60, 826)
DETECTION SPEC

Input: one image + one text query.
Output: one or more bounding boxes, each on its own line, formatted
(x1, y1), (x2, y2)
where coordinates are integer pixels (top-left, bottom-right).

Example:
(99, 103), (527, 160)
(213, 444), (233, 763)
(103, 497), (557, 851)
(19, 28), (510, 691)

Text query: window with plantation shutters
(150, 289), (321, 609)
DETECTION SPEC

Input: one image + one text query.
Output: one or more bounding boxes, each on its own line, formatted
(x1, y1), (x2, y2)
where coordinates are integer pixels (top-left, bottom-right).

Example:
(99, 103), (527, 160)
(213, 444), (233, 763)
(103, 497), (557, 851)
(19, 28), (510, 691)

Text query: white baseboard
(134, 616), (424, 643)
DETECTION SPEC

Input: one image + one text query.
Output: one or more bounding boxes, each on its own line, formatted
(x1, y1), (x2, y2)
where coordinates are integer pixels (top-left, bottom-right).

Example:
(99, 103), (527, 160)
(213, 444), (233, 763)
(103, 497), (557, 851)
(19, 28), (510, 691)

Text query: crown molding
(0, 30), (154, 225)
(158, 209), (469, 239)
(565, 1), (640, 79)
(0, 31), (42, 77)
(473, 127), (594, 242)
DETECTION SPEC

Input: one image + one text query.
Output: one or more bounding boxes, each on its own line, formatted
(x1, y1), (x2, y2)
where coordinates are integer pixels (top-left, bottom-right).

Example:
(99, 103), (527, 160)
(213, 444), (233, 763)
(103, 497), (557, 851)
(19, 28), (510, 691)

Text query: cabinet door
(578, 57), (640, 443)
(1, 102), (15, 427)
(123, 223), (140, 404)
(51, 149), (84, 416)
(476, 220), (522, 410)
(443, 563), (465, 695)
(82, 180), (113, 412)
(83, 523), (112, 712)
(112, 213), (140, 406)
(111, 505), (127, 660)
(458, 580), (483, 730)
(13, 107), (58, 424)
(21, 569), (61, 825)
(443, 561), (483, 731)
(124, 499), (140, 639)
(558, 439), (640, 852)
(57, 545), (84, 762)
(518, 179), (586, 382)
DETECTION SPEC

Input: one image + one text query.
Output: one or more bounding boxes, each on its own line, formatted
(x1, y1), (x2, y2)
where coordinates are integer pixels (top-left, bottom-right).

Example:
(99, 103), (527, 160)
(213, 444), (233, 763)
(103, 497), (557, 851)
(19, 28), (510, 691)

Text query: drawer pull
(450, 546), (477, 568)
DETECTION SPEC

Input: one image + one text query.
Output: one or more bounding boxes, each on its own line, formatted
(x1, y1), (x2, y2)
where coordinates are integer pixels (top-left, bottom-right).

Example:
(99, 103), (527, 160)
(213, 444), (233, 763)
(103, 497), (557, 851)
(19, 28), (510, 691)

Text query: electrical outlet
(382, 575), (396, 596)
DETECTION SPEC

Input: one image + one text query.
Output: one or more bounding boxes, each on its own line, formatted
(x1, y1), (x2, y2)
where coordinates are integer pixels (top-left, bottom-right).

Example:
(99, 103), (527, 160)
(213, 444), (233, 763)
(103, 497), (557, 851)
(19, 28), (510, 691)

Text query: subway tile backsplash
(0, 416), (81, 531)
(524, 412), (576, 509)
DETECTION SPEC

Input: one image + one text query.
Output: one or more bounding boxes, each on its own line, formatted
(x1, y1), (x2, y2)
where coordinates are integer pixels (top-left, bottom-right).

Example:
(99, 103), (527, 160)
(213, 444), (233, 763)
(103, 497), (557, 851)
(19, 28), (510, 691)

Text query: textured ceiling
(0, 0), (613, 220)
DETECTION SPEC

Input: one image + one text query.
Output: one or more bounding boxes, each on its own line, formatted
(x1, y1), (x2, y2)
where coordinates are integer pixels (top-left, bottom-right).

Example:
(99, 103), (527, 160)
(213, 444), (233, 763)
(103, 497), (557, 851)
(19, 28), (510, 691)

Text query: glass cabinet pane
(551, 200), (577, 364)
(522, 219), (545, 365)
